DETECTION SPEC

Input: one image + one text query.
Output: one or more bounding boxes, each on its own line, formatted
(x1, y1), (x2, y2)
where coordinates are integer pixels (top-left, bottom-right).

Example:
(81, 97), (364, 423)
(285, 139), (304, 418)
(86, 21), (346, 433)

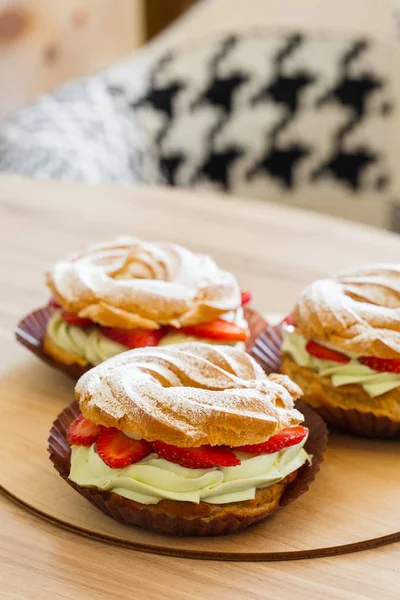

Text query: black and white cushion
(0, 30), (398, 231)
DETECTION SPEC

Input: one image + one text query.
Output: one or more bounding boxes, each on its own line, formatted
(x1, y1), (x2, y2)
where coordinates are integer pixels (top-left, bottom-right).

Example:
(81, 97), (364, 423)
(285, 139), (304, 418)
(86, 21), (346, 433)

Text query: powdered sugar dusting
(47, 236), (241, 327)
(76, 343), (304, 446)
(294, 264), (400, 358)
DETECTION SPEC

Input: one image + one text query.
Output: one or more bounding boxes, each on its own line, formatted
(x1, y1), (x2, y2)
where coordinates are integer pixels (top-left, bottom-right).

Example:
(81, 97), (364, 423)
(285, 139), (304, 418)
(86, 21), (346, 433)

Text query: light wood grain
(0, 0), (143, 119)
(0, 174), (400, 599)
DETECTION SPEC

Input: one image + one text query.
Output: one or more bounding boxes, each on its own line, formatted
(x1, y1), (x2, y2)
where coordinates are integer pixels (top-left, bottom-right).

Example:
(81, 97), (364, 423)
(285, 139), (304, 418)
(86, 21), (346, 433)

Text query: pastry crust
(281, 353), (400, 423)
(43, 331), (88, 367)
(76, 343), (304, 447)
(293, 264), (400, 359)
(47, 236), (241, 330)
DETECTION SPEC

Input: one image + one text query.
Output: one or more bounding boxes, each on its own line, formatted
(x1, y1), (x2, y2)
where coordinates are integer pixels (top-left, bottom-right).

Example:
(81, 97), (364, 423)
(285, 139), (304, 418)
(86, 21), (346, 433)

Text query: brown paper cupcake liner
(251, 322), (400, 438)
(15, 305), (90, 380)
(250, 321), (283, 373)
(305, 405), (400, 438)
(48, 400), (327, 537)
(15, 306), (267, 382)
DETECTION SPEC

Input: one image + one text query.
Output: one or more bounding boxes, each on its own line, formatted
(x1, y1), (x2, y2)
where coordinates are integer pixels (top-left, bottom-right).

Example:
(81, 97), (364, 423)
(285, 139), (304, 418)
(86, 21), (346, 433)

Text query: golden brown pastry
(76, 342), (304, 446)
(43, 236), (251, 369)
(51, 343), (316, 536)
(47, 237), (241, 329)
(281, 264), (400, 437)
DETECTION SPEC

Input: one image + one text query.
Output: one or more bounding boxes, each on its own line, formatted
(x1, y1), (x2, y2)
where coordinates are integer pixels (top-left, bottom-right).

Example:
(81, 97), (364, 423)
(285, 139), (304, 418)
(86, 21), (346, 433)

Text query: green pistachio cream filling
(282, 326), (400, 398)
(46, 309), (247, 366)
(69, 437), (311, 506)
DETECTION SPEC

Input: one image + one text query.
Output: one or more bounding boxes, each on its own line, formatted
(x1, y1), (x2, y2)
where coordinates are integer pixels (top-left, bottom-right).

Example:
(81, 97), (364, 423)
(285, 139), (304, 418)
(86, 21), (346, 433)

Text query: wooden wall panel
(0, 0), (144, 119)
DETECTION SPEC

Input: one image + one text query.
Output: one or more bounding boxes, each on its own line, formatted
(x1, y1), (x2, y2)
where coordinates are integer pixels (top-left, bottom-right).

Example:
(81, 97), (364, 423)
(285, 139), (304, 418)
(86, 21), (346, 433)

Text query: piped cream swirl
(282, 326), (400, 397)
(69, 439), (310, 505)
(46, 309), (247, 366)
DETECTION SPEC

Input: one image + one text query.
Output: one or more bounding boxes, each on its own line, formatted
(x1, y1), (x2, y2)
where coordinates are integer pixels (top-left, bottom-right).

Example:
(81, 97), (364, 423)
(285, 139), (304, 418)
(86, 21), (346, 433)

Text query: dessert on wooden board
(281, 264), (400, 437)
(17, 236), (255, 376)
(49, 343), (326, 536)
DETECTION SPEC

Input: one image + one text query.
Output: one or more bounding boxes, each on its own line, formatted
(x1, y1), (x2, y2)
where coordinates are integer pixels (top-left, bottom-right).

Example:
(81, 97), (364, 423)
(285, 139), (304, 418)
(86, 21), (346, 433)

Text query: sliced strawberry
(180, 318), (249, 342)
(62, 310), (93, 328)
(241, 290), (252, 306)
(282, 313), (296, 326)
(306, 340), (350, 364)
(235, 426), (308, 455)
(67, 415), (102, 446)
(359, 356), (400, 374)
(96, 428), (152, 469)
(101, 327), (165, 349)
(153, 441), (240, 468)
(48, 297), (61, 309)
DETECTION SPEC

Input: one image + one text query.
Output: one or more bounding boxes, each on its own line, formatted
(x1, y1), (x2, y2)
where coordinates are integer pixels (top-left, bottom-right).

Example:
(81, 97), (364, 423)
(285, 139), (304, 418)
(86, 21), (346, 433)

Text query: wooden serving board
(1, 358), (399, 561)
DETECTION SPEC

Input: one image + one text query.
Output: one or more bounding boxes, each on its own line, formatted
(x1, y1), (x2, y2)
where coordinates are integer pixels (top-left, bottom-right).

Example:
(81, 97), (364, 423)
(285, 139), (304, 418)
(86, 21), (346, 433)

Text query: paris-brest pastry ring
(293, 264), (400, 359)
(76, 343), (304, 447)
(48, 343), (321, 536)
(46, 236), (241, 330)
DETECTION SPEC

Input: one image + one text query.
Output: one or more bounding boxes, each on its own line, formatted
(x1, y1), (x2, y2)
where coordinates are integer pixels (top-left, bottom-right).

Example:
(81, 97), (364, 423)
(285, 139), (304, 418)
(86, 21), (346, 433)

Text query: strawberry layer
(68, 436), (310, 505)
(282, 326), (400, 398)
(46, 309), (247, 366)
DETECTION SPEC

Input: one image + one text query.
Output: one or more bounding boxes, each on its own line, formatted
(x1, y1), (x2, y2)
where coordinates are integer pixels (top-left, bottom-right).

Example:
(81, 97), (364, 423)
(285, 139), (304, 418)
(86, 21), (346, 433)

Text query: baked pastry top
(293, 264), (400, 359)
(76, 342), (304, 447)
(47, 236), (241, 330)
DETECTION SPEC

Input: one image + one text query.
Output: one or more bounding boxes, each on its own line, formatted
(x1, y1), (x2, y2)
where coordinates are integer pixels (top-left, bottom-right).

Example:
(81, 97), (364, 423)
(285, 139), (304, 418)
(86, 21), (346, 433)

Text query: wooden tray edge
(2, 486), (398, 561)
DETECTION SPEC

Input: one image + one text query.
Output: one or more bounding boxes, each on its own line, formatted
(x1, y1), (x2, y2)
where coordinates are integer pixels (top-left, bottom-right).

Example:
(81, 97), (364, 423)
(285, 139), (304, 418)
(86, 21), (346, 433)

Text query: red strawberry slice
(67, 415), (102, 446)
(48, 297), (61, 309)
(282, 313), (296, 326)
(359, 356), (400, 374)
(153, 441), (240, 468)
(101, 327), (165, 349)
(241, 290), (252, 306)
(62, 310), (93, 328)
(96, 428), (152, 469)
(306, 340), (350, 364)
(235, 426), (308, 455)
(180, 319), (249, 342)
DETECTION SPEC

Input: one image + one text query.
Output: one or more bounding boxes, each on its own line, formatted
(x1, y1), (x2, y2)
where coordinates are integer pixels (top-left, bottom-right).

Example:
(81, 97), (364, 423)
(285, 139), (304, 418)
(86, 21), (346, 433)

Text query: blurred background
(0, 0), (399, 231)
(0, 0), (195, 119)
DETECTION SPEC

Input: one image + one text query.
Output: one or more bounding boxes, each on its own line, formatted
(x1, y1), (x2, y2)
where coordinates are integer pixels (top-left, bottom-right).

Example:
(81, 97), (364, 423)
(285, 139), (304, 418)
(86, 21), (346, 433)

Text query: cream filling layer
(282, 327), (400, 398)
(46, 309), (246, 366)
(69, 438), (310, 505)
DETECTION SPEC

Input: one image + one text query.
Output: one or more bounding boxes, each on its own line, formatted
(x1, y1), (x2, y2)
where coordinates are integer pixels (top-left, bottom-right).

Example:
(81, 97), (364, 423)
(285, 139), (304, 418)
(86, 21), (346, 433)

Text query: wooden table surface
(1, 175), (399, 600)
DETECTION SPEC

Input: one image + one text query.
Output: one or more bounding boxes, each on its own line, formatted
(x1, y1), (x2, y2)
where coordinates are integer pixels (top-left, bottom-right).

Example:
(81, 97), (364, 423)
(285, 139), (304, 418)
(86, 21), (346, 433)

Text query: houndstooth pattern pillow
(0, 30), (398, 231)
(0, 78), (145, 183)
